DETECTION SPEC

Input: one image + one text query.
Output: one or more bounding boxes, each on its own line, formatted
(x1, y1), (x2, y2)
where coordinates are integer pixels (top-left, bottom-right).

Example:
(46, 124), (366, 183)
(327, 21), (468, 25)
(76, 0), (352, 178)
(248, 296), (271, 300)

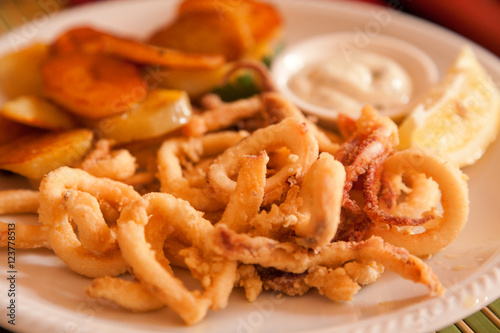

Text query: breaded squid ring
(367, 149), (469, 257)
(378, 171), (441, 218)
(182, 95), (263, 137)
(38, 167), (140, 277)
(0, 189), (39, 214)
(116, 193), (237, 325)
(157, 131), (248, 212)
(0, 190), (49, 249)
(207, 117), (319, 205)
(294, 153), (346, 249)
(0, 222), (50, 249)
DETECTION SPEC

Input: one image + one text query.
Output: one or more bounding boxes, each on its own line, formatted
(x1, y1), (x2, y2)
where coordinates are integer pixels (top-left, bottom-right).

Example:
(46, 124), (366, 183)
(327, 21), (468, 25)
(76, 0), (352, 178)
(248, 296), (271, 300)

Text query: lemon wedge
(398, 46), (500, 167)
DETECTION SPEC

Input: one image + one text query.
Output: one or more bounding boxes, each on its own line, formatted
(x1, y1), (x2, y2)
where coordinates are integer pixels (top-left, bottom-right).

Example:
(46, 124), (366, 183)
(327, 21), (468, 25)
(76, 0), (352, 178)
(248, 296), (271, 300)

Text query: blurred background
(0, 0), (498, 57)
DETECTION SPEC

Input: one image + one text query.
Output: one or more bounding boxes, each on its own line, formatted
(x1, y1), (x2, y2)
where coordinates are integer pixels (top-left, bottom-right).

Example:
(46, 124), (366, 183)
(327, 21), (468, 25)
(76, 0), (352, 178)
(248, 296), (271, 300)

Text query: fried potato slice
(41, 53), (147, 119)
(0, 115), (43, 146)
(0, 43), (49, 99)
(148, 11), (251, 61)
(178, 0), (282, 46)
(52, 26), (225, 70)
(86, 89), (192, 143)
(0, 95), (77, 130)
(0, 129), (93, 179)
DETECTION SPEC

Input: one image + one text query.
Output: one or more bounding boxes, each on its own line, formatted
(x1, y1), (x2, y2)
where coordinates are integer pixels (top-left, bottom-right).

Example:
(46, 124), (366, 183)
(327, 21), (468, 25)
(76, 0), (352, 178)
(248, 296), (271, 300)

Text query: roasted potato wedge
(87, 89), (191, 143)
(0, 95), (77, 130)
(0, 129), (94, 179)
(0, 43), (49, 99)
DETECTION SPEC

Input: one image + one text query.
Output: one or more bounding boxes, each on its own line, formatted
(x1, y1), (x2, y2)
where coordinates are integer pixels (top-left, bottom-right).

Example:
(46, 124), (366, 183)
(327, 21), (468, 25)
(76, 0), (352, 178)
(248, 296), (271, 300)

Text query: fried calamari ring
(212, 224), (443, 295)
(42, 53), (147, 119)
(217, 151), (268, 233)
(78, 139), (137, 180)
(0, 190), (49, 249)
(0, 189), (39, 214)
(378, 171), (441, 218)
(367, 149), (469, 257)
(38, 167), (140, 277)
(0, 222), (50, 249)
(117, 193), (237, 325)
(215, 153), (343, 248)
(157, 131), (248, 212)
(52, 26), (225, 70)
(86, 277), (164, 313)
(182, 95), (263, 137)
(294, 153), (346, 248)
(207, 117), (319, 205)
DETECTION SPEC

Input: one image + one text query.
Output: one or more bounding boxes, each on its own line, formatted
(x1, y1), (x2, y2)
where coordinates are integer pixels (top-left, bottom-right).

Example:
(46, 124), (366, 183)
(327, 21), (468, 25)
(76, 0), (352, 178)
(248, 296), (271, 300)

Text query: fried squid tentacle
(334, 106), (399, 213)
(86, 277), (164, 313)
(212, 224), (443, 295)
(217, 151), (268, 233)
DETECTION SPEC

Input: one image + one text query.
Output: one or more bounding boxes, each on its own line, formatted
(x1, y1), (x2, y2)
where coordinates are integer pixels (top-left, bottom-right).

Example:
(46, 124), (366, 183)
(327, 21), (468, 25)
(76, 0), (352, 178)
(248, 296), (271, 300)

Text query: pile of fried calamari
(0, 1), (470, 324)
(0, 90), (470, 324)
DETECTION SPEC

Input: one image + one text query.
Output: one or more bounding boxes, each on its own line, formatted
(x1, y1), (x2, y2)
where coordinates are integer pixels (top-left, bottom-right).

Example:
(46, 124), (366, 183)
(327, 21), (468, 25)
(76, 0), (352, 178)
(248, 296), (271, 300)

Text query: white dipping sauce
(288, 52), (412, 117)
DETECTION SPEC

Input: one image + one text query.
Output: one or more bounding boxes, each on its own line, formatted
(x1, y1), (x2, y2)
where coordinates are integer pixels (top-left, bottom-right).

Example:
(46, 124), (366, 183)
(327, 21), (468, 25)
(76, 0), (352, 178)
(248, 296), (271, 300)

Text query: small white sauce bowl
(271, 32), (439, 126)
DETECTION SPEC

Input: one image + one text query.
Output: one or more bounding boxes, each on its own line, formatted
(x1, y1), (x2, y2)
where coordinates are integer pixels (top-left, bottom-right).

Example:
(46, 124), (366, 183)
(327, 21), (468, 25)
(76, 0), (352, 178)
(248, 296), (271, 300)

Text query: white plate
(1, 1), (500, 333)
